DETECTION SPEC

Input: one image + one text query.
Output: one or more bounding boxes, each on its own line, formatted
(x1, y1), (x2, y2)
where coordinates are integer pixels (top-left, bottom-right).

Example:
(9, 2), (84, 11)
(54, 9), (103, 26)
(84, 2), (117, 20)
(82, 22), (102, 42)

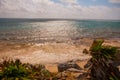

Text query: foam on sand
(0, 41), (91, 64)
(0, 39), (119, 64)
(13, 50), (91, 64)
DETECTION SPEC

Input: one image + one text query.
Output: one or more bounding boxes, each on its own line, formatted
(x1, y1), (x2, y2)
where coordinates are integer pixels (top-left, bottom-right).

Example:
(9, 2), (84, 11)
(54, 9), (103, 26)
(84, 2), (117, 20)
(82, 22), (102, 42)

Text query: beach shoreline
(0, 38), (120, 64)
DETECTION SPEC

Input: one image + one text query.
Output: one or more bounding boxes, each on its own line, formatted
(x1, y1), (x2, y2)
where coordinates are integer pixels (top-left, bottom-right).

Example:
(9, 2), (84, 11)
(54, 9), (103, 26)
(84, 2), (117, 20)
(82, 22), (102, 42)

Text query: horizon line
(0, 17), (120, 21)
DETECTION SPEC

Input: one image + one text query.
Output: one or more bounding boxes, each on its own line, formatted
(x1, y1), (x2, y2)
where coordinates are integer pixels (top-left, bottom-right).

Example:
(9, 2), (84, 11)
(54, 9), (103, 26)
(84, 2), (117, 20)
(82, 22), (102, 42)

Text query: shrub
(85, 39), (120, 80)
(0, 59), (53, 80)
(0, 59), (29, 80)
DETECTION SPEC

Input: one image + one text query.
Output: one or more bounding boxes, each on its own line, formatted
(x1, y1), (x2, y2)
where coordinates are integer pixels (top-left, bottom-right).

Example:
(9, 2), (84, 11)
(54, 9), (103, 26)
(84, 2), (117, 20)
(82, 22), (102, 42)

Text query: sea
(0, 18), (120, 43)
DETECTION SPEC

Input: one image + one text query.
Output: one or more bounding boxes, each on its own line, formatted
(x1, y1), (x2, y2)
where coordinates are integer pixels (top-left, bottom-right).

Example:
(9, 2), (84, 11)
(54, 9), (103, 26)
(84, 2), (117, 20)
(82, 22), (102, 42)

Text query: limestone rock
(75, 60), (88, 69)
(45, 64), (58, 73)
(58, 61), (82, 72)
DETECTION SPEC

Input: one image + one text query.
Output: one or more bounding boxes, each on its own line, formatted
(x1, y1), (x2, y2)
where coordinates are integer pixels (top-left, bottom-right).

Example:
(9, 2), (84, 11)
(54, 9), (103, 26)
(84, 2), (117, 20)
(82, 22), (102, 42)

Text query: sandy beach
(0, 38), (120, 64)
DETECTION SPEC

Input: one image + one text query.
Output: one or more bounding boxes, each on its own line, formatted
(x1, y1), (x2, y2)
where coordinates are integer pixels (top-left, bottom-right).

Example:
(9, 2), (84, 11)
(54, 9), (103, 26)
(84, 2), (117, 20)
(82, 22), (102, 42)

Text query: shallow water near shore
(0, 19), (120, 64)
(0, 39), (91, 64)
(0, 19), (120, 43)
(0, 38), (120, 64)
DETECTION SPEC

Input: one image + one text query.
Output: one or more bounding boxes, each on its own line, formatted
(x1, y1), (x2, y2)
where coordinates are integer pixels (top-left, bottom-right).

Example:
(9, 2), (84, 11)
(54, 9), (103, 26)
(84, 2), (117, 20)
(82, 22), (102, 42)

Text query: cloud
(60, 0), (78, 5)
(0, 0), (120, 20)
(109, 0), (120, 3)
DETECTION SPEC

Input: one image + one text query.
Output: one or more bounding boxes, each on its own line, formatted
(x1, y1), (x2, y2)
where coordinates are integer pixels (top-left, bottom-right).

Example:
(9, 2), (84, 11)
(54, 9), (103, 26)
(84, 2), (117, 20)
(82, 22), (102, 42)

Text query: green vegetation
(86, 39), (120, 80)
(0, 59), (53, 80)
(0, 59), (76, 80)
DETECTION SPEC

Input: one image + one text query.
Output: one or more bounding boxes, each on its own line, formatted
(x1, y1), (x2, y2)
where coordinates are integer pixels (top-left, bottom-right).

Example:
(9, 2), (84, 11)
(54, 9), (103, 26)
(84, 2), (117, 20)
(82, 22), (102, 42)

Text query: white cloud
(0, 0), (120, 20)
(60, 0), (78, 5)
(109, 0), (120, 3)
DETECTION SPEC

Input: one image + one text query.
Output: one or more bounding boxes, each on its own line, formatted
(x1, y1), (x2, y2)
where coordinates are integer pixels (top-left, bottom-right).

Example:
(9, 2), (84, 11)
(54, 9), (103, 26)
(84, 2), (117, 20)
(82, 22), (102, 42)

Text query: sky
(0, 0), (120, 20)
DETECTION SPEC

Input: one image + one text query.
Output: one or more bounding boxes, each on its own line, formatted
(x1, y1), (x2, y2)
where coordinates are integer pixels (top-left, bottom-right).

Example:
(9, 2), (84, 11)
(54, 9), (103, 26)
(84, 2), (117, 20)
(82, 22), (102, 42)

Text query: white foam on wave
(13, 50), (91, 64)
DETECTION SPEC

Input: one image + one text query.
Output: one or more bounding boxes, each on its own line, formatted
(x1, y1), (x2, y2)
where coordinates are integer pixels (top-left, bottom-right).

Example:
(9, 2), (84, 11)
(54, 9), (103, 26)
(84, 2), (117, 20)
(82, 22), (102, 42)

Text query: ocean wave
(0, 20), (120, 43)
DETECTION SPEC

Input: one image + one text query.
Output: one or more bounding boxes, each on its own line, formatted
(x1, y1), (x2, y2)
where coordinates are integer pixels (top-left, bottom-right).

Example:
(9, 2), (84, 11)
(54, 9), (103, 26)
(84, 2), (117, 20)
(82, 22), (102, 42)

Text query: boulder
(58, 61), (82, 72)
(67, 68), (84, 73)
(75, 60), (88, 69)
(45, 64), (58, 73)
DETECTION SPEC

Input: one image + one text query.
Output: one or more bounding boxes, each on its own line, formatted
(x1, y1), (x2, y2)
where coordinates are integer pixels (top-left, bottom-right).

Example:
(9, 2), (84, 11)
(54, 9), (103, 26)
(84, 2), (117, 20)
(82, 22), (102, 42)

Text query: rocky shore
(0, 38), (120, 79)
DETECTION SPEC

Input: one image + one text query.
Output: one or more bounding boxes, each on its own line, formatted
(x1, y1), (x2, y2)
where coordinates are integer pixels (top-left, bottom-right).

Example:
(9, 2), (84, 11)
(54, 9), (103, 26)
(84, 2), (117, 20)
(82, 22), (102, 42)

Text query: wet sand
(0, 38), (120, 64)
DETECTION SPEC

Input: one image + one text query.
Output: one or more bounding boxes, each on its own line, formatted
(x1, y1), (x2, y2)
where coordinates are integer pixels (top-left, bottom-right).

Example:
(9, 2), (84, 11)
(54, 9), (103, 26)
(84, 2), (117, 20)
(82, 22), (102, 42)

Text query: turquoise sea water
(0, 18), (120, 43)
